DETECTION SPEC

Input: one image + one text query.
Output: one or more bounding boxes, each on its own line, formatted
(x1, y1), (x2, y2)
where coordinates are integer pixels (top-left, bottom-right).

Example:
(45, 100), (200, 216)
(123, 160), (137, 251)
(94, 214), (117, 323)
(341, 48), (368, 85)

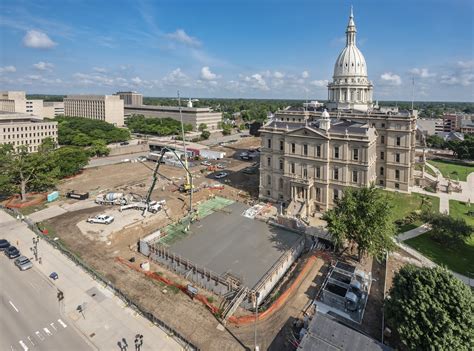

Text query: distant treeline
(27, 95), (65, 102)
(125, 114), (193, 136)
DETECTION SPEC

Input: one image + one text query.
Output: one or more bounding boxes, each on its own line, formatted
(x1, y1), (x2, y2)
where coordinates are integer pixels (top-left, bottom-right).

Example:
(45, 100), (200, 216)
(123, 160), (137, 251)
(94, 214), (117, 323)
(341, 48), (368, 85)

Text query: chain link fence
(1, 205), (199, 351)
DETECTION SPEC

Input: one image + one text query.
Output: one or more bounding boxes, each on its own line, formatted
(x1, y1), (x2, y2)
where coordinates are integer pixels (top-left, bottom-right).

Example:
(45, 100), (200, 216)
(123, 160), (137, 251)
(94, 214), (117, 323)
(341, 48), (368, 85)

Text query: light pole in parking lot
(31, 235), (40, 261)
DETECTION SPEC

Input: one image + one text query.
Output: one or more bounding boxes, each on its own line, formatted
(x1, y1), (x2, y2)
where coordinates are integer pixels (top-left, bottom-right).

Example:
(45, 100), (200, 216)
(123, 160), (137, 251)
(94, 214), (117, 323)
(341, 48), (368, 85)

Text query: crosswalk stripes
(14, 318), (68, 350)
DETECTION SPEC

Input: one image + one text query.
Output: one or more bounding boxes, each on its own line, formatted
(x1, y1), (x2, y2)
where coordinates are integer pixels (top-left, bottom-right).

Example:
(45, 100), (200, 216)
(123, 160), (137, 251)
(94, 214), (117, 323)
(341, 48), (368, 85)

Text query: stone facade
(116, 91), (143, 106)
(64, 95), (124, 126)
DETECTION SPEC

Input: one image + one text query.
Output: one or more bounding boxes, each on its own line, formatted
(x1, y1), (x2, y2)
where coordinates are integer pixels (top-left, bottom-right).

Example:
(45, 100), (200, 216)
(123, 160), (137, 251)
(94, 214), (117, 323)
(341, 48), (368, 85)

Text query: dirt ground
(41, 136), (403, 349)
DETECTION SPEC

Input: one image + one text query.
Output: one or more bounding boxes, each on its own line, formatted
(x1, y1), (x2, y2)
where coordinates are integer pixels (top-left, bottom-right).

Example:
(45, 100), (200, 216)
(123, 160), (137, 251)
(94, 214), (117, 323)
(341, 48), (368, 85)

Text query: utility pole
(254, 292), (260, 351)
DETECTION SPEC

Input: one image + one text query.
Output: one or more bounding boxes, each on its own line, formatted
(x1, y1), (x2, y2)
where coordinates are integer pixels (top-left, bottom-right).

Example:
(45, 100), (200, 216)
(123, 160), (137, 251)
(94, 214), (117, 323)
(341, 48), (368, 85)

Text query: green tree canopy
(53, 146), (89, 178)
(385, 265), (473, 350)
(198, 123), (208, 132)
(200, 130), (211, 140)
(125, 115), (192, 135)
(322, 185), (396, 261)
(422, 212), (473, 248)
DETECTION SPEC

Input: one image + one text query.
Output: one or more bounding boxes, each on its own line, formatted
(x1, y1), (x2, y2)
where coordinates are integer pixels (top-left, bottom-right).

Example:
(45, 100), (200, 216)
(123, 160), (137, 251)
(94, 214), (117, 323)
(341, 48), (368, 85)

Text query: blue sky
(0, 0), (473, 101)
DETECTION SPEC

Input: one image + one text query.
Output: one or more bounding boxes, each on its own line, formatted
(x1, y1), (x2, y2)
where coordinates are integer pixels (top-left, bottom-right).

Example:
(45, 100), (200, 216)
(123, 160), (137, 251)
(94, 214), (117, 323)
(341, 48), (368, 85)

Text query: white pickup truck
(86, 215), (114, 224)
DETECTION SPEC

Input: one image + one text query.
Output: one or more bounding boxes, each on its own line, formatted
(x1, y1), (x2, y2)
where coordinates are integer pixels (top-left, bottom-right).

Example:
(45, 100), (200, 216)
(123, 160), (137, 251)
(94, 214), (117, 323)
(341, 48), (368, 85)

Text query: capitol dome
(327, 7), (373, 112)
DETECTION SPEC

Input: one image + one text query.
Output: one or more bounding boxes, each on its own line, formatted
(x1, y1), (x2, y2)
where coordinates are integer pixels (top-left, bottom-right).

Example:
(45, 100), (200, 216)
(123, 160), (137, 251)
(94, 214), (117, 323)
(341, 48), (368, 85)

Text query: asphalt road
(0, 254), (92, 351)
(85, 151), (148, 168)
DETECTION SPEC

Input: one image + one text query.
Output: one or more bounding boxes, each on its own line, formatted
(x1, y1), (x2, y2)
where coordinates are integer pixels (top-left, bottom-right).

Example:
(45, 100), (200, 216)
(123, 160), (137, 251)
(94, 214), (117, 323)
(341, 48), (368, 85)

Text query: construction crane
(177, 91), (194, 194)
(142, 146), (193, 217)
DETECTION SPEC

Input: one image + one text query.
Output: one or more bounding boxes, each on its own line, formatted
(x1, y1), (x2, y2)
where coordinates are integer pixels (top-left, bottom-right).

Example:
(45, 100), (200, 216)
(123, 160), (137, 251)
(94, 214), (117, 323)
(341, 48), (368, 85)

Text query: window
(267, 190), (271, 196)
(291, 163), (295, 174)
(316, 187), (321, 201)
(291, 143), (295, 153)
(267, 157), (271, 167)
(381, 123), (386, 128)
(380, 151), (385, 160)
(279, 159), (283, 170)
(280, 140), (284, 151)
(267, 175), (272, 185)
(395, 183), (400, 189)
(334, 167), (339, 180)
(278, 178), (283, 190)
(334, 146), (339, 159)
(334, 189), (339, 200)
(316, 167), (321, 179)
(396, 136), (401, 146)
(379, 180), (384, 186)
(352, 171), (358, 182)
(353, 149), (359, 161)
(395, 169), (400, 180)
(316, 145), (321, 157)
(303, 166), (308, 178)
(381, 135), (385, 144)
(303, 144), (308, 156)
(396, 153), (400, 163)
(380, 167), (384, 176)
(267, 139), (272, 148)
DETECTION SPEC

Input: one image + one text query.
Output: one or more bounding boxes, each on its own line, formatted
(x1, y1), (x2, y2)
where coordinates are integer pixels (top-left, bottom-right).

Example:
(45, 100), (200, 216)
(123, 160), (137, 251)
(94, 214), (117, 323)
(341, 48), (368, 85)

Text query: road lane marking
(50, 322), (57, 330)
(35, 331), (44, 341)
(58, 319), (67, 328)
(9, 301), (19, 313)
(27, 337), (34, 346)
(28, 282), (39, 292)
(43, 328), (52, 336)
(18, 340), (28, 351)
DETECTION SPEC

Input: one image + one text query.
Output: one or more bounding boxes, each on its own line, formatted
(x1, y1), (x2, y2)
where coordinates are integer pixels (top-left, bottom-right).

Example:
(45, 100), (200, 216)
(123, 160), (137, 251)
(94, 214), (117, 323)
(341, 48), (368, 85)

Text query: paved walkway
(0, 210), (183, 351)
(396, 223), (431, 241)
(28, 200), (98, 223)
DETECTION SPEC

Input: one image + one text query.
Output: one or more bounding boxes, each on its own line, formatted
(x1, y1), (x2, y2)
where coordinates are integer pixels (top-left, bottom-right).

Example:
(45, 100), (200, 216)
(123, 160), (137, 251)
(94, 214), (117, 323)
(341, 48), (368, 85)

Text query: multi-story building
(417, 118), (444, 136)
(42, 102), (65, 118)
(63, 95), (124, 126)
(0, 111), (58, 152)
(259, 8), (417, 213)
(116, 91), (143, 106)
(124, 104), (222, 131)
(0, 91), (43, 116)
(460, 119), (474, 134)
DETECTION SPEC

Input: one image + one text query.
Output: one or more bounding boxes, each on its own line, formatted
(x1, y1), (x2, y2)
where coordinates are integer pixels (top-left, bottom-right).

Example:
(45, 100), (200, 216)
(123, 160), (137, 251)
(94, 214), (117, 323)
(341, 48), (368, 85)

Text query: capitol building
(259, 9), (418, 216)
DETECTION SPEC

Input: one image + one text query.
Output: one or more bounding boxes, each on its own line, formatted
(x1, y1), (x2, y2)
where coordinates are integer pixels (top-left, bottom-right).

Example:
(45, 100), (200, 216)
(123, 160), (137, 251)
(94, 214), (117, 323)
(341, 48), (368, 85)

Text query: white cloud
(33, 61), (54, 71)
(200, 66), (219, 81)
(93, 67), (107, 73)
(163, 68), (190, 86)
(131, 77), (142, 84)
(166, 29), (200, 47)
(301, 71), (309, 79)
(0, 65), (16, 73)
(310, 79), (329, 87)
(23, 30), (57, 49)
(409, 68), (435, 78)
(250, 73), (269, 91)
(457, 60), (474, 69)
(439, 60), (474, 87)
(380, 72), (402, 85)
(273, 71), (285, 79)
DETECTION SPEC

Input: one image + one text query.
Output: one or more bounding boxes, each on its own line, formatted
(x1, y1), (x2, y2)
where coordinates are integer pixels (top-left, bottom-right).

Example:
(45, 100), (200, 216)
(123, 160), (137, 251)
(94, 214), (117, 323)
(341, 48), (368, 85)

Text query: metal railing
(1, 205), (199, 351)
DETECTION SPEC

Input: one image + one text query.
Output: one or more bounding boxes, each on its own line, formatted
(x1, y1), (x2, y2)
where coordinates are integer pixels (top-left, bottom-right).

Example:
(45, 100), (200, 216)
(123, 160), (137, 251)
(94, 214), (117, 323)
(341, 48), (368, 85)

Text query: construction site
(21, 135), (389, 350)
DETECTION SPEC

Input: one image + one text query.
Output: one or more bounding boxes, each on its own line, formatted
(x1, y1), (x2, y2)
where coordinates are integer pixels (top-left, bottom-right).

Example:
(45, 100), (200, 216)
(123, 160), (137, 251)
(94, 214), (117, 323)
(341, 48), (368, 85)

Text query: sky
(0, 0), (473, 101)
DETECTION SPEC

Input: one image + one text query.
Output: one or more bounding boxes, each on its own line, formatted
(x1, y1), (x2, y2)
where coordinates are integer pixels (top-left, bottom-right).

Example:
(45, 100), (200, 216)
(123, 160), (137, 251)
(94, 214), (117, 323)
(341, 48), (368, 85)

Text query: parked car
(5, 246), (20, 259)
(120, 141), (130, 146)
(137, 156), (147, 162)
(86, 215), (114, 225)
(216, 163), (225, 169)
(14, 256), (33, 271)
(201, 160), (212, 166)
(214, 172), (228, 179)
(0, 239), (10, 252)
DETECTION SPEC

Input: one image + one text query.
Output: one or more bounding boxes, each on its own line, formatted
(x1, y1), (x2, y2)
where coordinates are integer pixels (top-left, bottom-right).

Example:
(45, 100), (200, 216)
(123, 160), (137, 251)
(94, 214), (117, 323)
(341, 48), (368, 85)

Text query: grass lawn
(382, 191), (440, 222)
(415, 163), (437, 178)
(427, 159), (474, 181)
(18, 203), (48, 216)
(450, 200), (474, 227)
(405, 232), (474, 278)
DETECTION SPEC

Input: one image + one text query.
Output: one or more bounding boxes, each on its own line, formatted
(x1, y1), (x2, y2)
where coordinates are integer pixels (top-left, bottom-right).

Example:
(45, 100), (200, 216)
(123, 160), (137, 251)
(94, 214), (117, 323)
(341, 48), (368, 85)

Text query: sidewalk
(396, 223), (430, 241)
(0, 210), (183, 351)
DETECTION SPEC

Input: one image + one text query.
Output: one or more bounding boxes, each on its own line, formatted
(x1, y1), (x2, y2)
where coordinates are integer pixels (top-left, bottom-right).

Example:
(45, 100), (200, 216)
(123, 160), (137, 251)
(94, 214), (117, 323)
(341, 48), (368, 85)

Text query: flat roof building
(0, 91), (43, 117)
(115, 91), (143, 106)
(64, 95), (124, 126)
(125, 104), (222, 131)
(42, 101), (65, 118)
(0, 111), (58, 152)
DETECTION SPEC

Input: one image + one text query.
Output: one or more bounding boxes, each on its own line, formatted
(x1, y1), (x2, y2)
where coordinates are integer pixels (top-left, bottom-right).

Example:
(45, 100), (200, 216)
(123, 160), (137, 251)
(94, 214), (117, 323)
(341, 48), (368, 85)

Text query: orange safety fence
(5, 192), (47, 208)
(116, 251), (330, 326)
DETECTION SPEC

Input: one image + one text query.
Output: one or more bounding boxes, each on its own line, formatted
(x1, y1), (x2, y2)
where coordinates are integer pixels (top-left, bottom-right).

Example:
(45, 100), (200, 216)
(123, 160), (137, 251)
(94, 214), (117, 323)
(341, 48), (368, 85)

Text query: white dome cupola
(327, 7), (373, 112)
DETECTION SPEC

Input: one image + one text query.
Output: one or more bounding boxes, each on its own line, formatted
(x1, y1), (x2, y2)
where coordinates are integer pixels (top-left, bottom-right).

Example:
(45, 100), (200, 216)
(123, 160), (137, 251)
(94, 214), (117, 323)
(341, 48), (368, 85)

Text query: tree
(88, 140), (110, 157)
(385, 265), (473, 351)
(426, 134), (446, 149)
(423, 212), (472, 248)
(322, 186), (396, 261)
(0, 141), (59, 201)
(53, 146), (89, 177)
(198, 123), (208, 132)
(222, 124), (232, 136)
(200, 130), (211, 140)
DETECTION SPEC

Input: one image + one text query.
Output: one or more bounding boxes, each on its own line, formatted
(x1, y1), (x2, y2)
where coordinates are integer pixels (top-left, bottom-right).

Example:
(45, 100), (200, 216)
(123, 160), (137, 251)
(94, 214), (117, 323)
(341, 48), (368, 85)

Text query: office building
(259, 9), (418, 213)
(124, 104), (222, 131)
(0, 91), (43, 116)
(0, 111), (58, 152)
(42, 102), (65, 118)
(116, 91), (143, 106)
(64, 95), (124, 126)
